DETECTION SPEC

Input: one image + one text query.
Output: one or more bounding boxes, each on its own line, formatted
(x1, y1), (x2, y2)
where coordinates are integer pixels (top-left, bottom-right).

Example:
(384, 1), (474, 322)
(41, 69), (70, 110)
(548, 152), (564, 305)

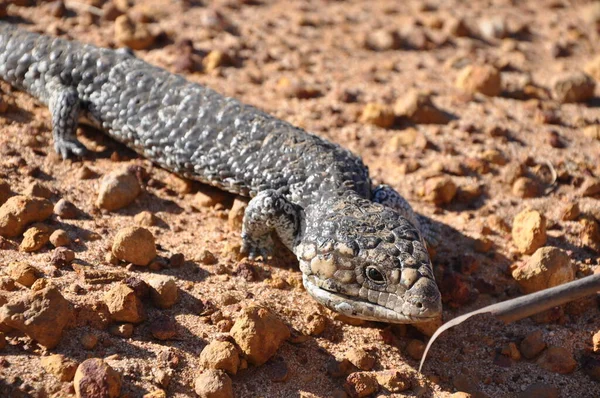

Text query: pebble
(150, 314), (178, 340)
(203, 50), (231, 74)
(0, 195), (53, 238)
(199, 340), (240, 375)
(387, 128), (429, 152)
(24, 182), (53, 198)
(406, 339), (426, 360)
(359, 103), (395, 128)
(303, 312), (327, 336)
(592, 330), (600, 352)
(582, 354), (600, 381)
(536, 346), (577, 374)
(41, 354), (78, 382)
(364, 29), (402, 51)
(277, 77), (322, 99)
(169, 253), (185, 268)
(20, 223), (51, 252)
(230, 306), (290, 366)
(96, 168), (141, 211)
(54, 199), (80, 219)
(197, 250), (218, 265)
(109, 323), (134, 338)
(80, 333), (98, 350)
(581, 177), (600, 197)
(194, 369), (233, 398)
(143, 390), (167, 398)
(420, 176), (457, 205)
(49, 229), (71, 247)
(112, 227), (157, 266)
(344, 372), (380, 398)
(0, 285), (72, 348)
(583, 125), (600, 140)
(560, 202), (580, 221)
(456, 64), (502, 96)
(520, 330), (546, 359)
(192, 189), (227, 209)
(74, 358), (121, 398)
(585, 54), (600, 80)
(345, 347), (376, 371)
(581, 218), (600, 252)
(374, 369), (411, 393)
(511, 209), (547, 254)
(134, 210), (158, 227)
(7, 261), (39, 287)
(518, 383), (559, 398)
(500, 342), (521, 361)
(512, 247), (573, 293)
(104, 283), (145, 323)
(51, 247), (75, 267)
(552, 72), (595, 103)
(446, 17), (471, 37)
(511, 177), (540, 198)
(478, 16), (508, 40)
(228, 198), (247, 230)
(114, 15), (155, 50)
(394, 90), (450, 124)
(147, 275), (179, 309)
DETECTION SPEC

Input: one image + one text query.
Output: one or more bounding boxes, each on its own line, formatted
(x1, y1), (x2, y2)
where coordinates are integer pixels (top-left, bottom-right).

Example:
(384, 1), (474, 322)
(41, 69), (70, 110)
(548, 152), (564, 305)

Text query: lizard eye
(366, 266), (385, 284)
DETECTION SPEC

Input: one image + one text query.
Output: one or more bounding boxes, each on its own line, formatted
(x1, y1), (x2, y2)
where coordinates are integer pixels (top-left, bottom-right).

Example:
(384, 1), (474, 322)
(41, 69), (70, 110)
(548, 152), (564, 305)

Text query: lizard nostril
(415, 302), (423, 309)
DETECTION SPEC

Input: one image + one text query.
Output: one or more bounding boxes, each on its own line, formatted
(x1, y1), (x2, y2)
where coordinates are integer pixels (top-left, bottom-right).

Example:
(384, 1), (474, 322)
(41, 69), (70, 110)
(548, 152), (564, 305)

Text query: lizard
(0, 22), (443, 324)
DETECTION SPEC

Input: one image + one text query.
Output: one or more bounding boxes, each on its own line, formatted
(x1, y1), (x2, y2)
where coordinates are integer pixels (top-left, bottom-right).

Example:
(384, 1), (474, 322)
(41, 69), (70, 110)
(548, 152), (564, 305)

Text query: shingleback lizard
(0, 22), (443, 323)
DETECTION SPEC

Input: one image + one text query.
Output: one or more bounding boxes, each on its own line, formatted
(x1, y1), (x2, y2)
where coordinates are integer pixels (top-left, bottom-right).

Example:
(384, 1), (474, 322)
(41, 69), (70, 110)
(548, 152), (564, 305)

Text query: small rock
(0, 286), (72, 348)
(230, 306), (290, 366)
(517, 383), (559, 398)
(512, 209), (547, 255)
(54, 199), (80, 219)
(585, 55), (600, 81)
(581, 177), (600, 197)
(386, 128), (429, 152)
(228, 198), (247, 230)
(191, 189), (227, 209)
(112, 227), (157, 266)
(592, 330), (600, 352)
(536, 346), (577, 374)
(109, 323), (134, 338)
(394, 90), (451, 124)
(303, 313), (327, 336)
(41, 354), (78, 382)
(552, 72), (595, 103)
(96, 168), (141, 211)
(456, 64), (502, 96)
(0, 195), (53, 238)
(519, 330), (548, 358)
(197, 250), (218, 265)
(194, 369), (233, 398)
(7, 261), (39, 287)
(134, 211), (157, 226)
(277, 77), (322, 99)
(374, 369), (411, 393)
(51, 247), (75, 267)
(78, 165), (99, 180)
(143, 390), (167, 398)
(169, 252), (185, 268)
(124, 276), (150, 298)
(359, 103), (395, 128)
(104, 283), (145, 323)
(199, 340), (240, 375)
(581, 218), (600, 252)
(80, 333), (98, 350)
(561, 202), (580, 221)
(512, 247), (574, 293)
(446, 17), (471, 37)
(74, 358), (121, 398)
(479, 16), (508, 40)
(49, 229), (71, 247)
(345, 372), (379, 398)
(147, 275), (179, 309)
(20, 223), (52, 252)
(364, 29), (402, 51)
(150, 314), (178, 340)
(406, 339), (425, 360)
(582, 354), (600, 382)
(23, 182), (53, 199)
(203, 50), (231, 73)
(500, 342), (522, 361)
(421, 176), (457, 205)
(114, 15), (155, 50)
(512, 177), (540, 198)
(346, 347), (376, 371)
(583, 125), (600, 140)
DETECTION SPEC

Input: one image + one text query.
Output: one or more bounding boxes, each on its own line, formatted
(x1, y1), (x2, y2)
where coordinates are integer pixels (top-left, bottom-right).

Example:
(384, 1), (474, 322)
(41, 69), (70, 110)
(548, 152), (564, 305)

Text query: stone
(96, 168), (141, 211)
(406, 339), (426, 360)
(520, 330), (546, 359)
(114, 15), (155, 50)
(0, 196), (53, 238)
(80, 333), (98, 350)
(112, 227), (157, 266)
(346, 347), (376, 371)
(512, 247), (574, 293)
(303, 313), (327, 336)
(552, 72), (595, 103)
(74, 358), (121, 398)
(109, 323), (134, 338)
(228, 198), (247, 230)
(517, 383), (559, 398)
(344, 372), (379, 398)
(203, 50), (231, 73)
(147, 275), (179, 309)
(421, 176), (457, 205)
(24, 182), (53, 199)
(585, 54), (600, 81)
(150, 314), (178, 340)
(49, 229), (71, 247)
(456, 64), (502, 96)
(581, 177), (600, 197)
(536, 346), (577, 374)
(194, 369), (233, 398)
(199, 340), (240, 375)
(359, 103), (395, 128)
(561, 202), (580, 221)
(583, 125), (600, 140)
(364, 29), (402, 51)
(581, 218), (600, 252)
(20, 223), (51, 252)
(54, 199), (80, 219)
(394, 90), (451, 124)
(512, 210), (547, 255)
(41, 354), (78, 382)
(51, 247), (76, 267)
(512, 177), (540, 198)
(104, 283), (145, 323)
(134, 211), (158, 226)
(6, 262), (39, 287)
(230, 306), (290, 366)
(0, 286), (72, 348)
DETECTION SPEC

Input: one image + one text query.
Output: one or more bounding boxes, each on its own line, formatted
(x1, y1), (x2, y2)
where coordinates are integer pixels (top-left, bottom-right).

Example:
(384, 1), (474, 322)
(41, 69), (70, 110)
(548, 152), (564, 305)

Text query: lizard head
(296, 193), (442, 323)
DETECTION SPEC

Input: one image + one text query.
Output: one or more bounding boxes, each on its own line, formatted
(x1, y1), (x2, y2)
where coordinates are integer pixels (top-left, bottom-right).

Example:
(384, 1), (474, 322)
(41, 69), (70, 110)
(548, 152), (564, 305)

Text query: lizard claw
(54, 139), (88, 160)
(241, 235), (273, 261)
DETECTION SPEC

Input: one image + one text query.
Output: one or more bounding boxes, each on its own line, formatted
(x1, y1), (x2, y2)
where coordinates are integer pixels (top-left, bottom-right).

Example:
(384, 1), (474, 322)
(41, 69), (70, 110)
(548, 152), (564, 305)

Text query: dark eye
(366, 266), (385, 284)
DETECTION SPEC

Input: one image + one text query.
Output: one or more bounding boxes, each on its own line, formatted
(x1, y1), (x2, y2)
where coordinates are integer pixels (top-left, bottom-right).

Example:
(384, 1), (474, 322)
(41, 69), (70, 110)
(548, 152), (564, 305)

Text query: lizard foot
(241, 233), (274, 261)
(54, 138), (88, 160)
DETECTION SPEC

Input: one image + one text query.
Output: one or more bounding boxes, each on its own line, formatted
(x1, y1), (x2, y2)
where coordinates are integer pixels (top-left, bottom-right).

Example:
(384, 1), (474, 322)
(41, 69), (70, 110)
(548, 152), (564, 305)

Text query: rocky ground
(0, 0), (599, 397)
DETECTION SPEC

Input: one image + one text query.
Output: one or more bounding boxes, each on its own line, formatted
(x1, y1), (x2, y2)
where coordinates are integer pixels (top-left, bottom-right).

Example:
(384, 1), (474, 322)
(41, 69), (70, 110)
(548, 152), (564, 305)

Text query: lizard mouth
(302, 274), (440, 324)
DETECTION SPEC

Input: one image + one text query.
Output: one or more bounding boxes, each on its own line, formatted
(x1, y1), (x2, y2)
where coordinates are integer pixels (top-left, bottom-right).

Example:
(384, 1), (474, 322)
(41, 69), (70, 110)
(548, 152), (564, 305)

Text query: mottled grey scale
(0, 23), (442, 324)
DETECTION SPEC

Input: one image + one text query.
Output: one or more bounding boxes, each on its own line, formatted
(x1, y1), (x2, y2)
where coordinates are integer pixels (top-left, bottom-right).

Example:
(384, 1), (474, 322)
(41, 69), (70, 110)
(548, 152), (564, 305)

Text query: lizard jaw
(302, 274), (441, 324)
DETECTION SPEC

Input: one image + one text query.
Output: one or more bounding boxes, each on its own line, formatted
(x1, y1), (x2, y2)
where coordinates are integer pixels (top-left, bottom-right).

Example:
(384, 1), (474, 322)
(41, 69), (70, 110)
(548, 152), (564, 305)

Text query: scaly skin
(0, 23), (442, 323)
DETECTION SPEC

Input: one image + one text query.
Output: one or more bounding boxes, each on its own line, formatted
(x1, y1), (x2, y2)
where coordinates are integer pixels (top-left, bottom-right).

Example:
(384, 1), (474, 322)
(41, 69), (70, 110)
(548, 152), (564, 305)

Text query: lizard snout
(402, 277), (442, 319)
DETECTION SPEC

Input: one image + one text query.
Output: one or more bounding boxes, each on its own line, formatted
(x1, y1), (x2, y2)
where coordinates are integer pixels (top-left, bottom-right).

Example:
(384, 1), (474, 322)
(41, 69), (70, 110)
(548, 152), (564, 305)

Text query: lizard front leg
(372, 184), (440, 247)
(48, 84), (88, 159)
(240, 189), (301, 260)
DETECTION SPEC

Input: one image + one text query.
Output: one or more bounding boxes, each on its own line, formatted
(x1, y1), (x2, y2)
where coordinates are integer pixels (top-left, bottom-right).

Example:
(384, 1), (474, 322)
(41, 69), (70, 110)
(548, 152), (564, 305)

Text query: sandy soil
(0, 0), (599, 397)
